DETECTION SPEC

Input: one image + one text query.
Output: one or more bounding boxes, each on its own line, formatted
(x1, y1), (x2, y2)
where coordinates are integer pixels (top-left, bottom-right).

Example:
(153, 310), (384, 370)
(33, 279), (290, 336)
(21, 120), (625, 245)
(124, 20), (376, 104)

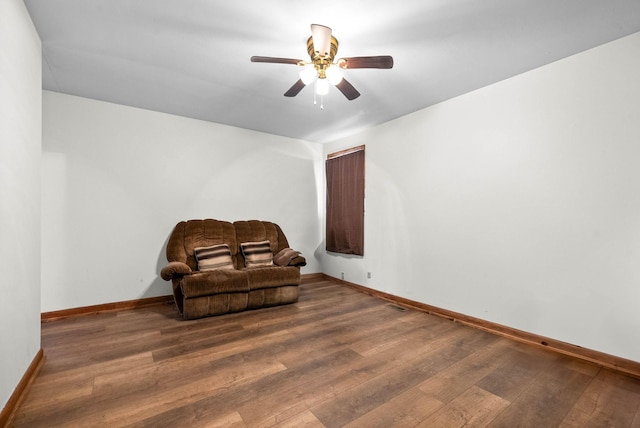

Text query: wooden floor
(12, 278), (640, 427)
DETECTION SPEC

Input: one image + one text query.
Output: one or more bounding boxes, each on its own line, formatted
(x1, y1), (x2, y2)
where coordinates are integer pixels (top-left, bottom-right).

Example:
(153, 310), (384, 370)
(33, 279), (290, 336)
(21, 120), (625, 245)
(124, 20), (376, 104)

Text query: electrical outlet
(341, 272), (344, 280)
(367, 272), (372, 279)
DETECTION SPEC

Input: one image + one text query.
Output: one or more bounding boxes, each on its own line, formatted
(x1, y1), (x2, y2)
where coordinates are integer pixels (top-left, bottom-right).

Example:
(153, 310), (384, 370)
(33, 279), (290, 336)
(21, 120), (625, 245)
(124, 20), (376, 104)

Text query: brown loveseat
(160, 219), (306, 320)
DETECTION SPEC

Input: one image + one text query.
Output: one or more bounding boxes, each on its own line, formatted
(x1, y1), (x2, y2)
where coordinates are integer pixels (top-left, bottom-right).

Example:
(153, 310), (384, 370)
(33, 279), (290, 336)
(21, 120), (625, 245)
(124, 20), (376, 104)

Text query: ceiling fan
(251, 24), (393, 105)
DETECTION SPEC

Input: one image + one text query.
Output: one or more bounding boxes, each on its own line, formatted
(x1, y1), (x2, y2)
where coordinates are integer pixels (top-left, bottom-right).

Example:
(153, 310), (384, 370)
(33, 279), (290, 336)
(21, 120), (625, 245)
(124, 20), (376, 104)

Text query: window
(325, 146), (365, 256)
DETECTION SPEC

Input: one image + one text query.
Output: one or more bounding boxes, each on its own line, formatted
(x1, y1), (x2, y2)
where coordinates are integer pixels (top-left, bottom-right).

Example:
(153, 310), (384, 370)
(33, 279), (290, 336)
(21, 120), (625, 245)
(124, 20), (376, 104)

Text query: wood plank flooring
(12, 278), (640, 427)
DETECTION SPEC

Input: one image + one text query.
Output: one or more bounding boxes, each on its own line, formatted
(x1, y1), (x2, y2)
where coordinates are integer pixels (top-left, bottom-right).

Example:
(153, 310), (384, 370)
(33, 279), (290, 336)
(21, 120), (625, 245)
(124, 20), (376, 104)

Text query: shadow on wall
(139, 231), (173, 299)
(314, 242), (325, 263)
(315, 240), (365, 281)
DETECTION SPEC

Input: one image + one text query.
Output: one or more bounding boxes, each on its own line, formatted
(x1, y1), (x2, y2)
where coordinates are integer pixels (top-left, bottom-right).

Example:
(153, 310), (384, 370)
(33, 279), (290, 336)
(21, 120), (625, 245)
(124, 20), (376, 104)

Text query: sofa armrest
(161, 261), (193, 281)
(274, 248), (307, 267)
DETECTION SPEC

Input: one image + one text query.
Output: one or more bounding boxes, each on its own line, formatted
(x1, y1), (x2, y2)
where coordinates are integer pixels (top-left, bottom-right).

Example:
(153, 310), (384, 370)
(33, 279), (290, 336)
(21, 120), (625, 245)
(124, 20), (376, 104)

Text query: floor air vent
(386, 304), (408, 312)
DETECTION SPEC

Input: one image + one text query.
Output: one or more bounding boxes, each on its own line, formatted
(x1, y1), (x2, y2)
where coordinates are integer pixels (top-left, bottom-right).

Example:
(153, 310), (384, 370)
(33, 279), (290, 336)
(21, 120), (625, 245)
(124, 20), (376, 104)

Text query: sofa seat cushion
(245, 266), (300, 290)
(180, 269), (249, 298)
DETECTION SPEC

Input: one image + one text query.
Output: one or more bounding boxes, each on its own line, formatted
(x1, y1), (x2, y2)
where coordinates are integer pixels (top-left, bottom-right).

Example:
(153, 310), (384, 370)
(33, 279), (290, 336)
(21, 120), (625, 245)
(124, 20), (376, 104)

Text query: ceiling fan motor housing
(306, 35), (339, 78)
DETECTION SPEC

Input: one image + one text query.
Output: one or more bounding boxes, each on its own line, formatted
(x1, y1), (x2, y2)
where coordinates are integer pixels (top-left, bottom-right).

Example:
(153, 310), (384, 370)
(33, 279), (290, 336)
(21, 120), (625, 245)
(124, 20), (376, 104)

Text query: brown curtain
(325, 149), (365, 255)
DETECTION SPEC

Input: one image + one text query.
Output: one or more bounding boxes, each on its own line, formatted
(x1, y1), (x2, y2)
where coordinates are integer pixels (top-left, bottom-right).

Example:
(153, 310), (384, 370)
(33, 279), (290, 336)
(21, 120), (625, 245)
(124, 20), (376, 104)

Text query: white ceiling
(24, 0), (640, 143)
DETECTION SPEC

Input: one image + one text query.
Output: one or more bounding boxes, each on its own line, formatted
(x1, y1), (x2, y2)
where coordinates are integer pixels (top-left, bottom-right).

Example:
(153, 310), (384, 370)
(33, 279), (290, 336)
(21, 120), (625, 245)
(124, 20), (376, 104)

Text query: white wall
(41, 91), (322, 312)
(322, 32), (640, 363)
(0, 0), (41, 411)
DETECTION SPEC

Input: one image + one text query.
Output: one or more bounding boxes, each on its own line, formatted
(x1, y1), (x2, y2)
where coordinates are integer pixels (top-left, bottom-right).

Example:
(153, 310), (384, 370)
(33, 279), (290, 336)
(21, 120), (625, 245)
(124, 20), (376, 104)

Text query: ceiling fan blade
(338, 56), (394, 69)
(310, 24), (332, 57)
(284, 79), (306, 97)
(251, 56), (302, 65)
(335, 78), (360, 100)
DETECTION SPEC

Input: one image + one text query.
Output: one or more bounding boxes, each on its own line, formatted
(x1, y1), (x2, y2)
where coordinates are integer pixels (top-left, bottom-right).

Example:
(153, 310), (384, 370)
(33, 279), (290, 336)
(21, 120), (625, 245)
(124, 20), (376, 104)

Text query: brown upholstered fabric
(247, 285), (298, 309)
(274, 248), (301, 266)
(289, 255), (307, 267)
(245, 266), (300, 290)
(183, 293), (249, 320)
(233, 220), (278, 245)
(180, 270), (249, 298)
(162, 219), (305, 320)
(234, 220), (280, 267)
(183, 220), (238, 270)
(160, 261), (192, 281)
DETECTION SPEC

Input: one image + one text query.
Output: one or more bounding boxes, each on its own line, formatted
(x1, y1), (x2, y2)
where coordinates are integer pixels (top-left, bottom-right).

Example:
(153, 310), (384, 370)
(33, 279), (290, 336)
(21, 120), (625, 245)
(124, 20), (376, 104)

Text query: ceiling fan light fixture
(299, 65), (318, 84)
(315, 78), (330, 96)
(326, 66), (343, 85)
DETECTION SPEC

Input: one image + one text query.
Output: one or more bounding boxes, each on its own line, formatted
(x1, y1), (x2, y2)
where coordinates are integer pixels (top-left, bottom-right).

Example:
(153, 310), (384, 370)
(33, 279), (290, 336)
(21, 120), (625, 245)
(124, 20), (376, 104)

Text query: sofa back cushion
(166, 219), (292, 271)
(234, 220), (290, 268)
(166, 219), (238, 271)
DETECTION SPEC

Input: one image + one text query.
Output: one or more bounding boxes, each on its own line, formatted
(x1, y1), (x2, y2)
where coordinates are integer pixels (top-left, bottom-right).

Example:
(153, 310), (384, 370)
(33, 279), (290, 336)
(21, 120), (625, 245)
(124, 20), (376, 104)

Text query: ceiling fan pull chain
(320, 94), (324, 110)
